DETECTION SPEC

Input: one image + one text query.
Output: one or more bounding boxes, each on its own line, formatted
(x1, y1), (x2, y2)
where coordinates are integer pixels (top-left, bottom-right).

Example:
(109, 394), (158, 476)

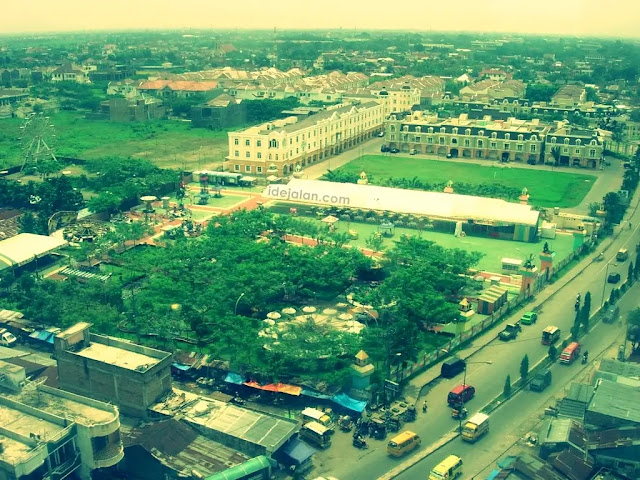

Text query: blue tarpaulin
(485, 470), (500, 480)
(278, 437), (317, 465)
(171, 363), (191, 372)
(300, 388), (332, 400)
(29, 330), (55, 344)
(331, 393), (367, 413)
(224, 372), (246, 385)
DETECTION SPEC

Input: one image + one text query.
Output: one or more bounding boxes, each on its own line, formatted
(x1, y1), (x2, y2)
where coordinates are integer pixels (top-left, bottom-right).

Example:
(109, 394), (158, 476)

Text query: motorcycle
(352, 435), (368, 449)
(582, 352), (589, 364)
(451, 407), (468, 420)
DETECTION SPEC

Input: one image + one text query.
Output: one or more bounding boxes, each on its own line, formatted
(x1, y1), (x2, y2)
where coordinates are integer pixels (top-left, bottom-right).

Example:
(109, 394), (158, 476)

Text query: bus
(387, 431), (421, 457)
(560, 341), (581, 364)
(300, 422), (332, 449)
(429, 455), (463, 480)
(541, 326), (561, 345)
(301, 408), (334, 431)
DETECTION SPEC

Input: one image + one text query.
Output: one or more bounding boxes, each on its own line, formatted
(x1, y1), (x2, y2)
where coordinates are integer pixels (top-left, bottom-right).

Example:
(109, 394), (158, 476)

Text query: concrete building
(551, 84), (588, 108)
(545, 122), (604, 168)
(226, 101), (383, 177)
(191, 94), (246, 129)
(54, 323), (173, 419)
(386, 112), (549, 164)
(99, 97), (166, 122)
(50, 64), (87, 83)
(0, 360), (123, 480)
(137, 80), (222, 99)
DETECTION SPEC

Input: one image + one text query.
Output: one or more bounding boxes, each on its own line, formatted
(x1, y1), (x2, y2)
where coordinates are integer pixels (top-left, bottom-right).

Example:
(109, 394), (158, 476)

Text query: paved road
(395, 293), (632, 480)
(316, 187), (640, 480)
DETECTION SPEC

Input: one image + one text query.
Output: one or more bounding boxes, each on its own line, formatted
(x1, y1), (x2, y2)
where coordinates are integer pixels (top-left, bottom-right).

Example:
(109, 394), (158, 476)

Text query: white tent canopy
(262, 178), (540, 227)
(0, 233), (68, 270)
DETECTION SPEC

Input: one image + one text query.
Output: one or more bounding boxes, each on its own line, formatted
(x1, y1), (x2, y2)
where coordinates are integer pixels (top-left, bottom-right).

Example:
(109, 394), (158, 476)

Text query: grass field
(0, 111), (230, 170)
(337, 155), (597, 208)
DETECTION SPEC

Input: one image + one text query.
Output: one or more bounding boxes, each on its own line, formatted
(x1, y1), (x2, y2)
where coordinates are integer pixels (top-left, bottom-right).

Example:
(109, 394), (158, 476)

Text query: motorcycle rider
(582, 350), (589, 363)
(422, 400), (428, 413)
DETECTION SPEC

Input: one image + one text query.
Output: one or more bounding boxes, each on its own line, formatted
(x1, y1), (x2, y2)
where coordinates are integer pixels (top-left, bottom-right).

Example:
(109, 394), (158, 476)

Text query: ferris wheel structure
(19, 112), (58, 171)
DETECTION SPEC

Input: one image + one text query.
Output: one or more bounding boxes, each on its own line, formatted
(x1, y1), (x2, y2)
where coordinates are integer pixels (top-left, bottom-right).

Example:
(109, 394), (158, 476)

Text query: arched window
(390, 125), (396, 132)
(551, 137), (557, 144)
(491, 132), (497, 139)
(452, 127), (458, 135)
(478, 130), (485, 136)
(576, 139), (582, 145)
(518, 134), (524, 141)
(564, 138), (570, 145)
(505, 133), (510, 140)
(429, 127), (434, 134)
(440, 127), (446, 133)
(465, 129), (471, 136)
(416, 126), (421, 133)
(531, 135), (537, 141)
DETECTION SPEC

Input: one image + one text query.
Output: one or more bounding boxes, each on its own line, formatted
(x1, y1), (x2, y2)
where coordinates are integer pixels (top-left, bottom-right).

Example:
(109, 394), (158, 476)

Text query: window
(464, 139), (470, 147)
(391, 134), (395, 140)
(504, 143), (510, 150)
(517, 144), (523, 151)
(576, 139), (581, 145)
(270, 139), (278, 148)
(427, 137), (433, 144)
(428, 127), (434, 134)
(465, 129), (471, 136)
(416, 126), (421, 133)
(245, 139), (250, 146)
(257, 140), (262, 147)
(234, 138), (239, 145)
(245, 165), (251, 172)
(479, 130), (485, 136)
(439, 137), (445, 145)
(505, 133), (510, 140)
(531, 135), (537, 141)
(491, 132), (497, 139)
(531, 145), (536, 153)
(575, 148), (581, 154)
(478, 140), (484, 148)
(491, 142), (497, 149)
(440, 127), (446, 133)
(234, 164), (240, 171)
(245, 151), (250, 158)
(518, 134), (524, 141)
(451, 138), (458, 144)
(453, 127), (458, 134)
(415, 136), (420, 143)
(234, 150), (239, 157)
(390, 125), (395, 132)
(590, 149), (596, 157)
(564, 138), (570, 145)
(257, 153), (262, 159)
(551, 137), (557, 143)
(563, 147), (569, 153)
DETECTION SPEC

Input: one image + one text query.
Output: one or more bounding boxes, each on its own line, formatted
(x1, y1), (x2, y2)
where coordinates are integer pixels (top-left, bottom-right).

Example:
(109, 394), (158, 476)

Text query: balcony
(92, 442), (124, 468)
(46, 453), (81, 480)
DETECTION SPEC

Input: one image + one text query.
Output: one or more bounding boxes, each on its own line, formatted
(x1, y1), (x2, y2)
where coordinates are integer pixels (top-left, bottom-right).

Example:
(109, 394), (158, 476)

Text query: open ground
(336, 155), (597, 208)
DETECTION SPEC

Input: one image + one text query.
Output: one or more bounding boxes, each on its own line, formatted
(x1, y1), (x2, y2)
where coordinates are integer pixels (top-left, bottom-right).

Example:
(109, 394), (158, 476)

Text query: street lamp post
(234, 292), (245, 315)
(458, 360), (493, 433)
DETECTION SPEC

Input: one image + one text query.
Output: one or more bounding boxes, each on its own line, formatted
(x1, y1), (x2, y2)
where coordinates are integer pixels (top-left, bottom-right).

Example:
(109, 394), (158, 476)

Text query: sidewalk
(401, 183), (640, 405)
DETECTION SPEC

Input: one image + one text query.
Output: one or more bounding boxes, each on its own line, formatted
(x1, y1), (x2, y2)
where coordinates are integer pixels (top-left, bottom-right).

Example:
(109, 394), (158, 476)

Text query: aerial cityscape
(1, 3), (640, 480)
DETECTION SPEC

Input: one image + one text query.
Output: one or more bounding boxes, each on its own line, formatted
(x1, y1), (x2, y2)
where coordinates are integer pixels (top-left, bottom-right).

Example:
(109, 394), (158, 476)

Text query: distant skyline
(2, 0), (640, 39)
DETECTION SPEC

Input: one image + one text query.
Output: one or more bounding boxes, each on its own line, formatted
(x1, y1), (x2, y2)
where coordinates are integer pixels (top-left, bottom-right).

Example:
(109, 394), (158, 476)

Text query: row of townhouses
(385, 112), (605, 168)
(225, 101), (384, 177)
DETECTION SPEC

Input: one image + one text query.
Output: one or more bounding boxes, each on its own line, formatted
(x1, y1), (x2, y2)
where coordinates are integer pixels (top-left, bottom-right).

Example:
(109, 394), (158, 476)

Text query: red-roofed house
(137, 80), (222, 99)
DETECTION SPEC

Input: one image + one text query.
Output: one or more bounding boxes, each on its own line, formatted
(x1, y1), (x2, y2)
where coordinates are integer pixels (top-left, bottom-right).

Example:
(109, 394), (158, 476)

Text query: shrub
(503, 375), (512, 398)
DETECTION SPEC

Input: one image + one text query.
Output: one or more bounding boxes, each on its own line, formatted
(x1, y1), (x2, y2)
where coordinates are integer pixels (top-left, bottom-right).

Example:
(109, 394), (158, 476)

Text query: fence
(396, 246), (590, 382)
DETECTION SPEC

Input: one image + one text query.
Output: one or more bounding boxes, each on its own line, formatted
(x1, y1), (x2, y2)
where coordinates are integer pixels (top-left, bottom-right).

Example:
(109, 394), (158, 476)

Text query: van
(560, 342), (581, 364)
(0, 329), (17, 347)
(441, 357), (465, 378)
(602, 305), (620, 324)
(462, 413), (489, 442)
(616, 248), (629, 261)
(387, 430), (421, 457)
(429, 455), (463, 480)
(301, 408), (334, 431)
(300, 421), (332, 449)
(529, 369), (552, 392)
(447, 384), (475, 407)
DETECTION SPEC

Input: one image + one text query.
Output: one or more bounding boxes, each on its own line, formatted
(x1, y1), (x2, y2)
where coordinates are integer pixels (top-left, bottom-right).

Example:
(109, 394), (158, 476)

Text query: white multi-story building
(226, 101), (384, 177)
(0, 360), (124, 480)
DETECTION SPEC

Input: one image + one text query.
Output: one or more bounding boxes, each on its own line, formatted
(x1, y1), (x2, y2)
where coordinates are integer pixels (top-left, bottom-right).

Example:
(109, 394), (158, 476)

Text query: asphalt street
(321, 183), (640, 480)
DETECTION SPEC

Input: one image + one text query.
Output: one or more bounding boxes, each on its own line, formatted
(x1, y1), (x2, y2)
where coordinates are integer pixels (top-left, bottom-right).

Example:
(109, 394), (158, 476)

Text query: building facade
(545, 123), (605, 168)
(55, 323), (173, 418)
(0, 360), (123, 480)
(226, 101), (384, 177)
(386, 112), (549, 164)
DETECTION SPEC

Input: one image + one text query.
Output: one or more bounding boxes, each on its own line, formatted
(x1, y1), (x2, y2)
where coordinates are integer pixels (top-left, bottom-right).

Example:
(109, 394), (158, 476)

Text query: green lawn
(0, 112), (229, 170)
(337, 155), (597, 208)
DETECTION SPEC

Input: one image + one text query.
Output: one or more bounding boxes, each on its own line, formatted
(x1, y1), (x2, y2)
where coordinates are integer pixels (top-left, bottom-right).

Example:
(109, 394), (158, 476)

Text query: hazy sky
(2, 0), (639, 38)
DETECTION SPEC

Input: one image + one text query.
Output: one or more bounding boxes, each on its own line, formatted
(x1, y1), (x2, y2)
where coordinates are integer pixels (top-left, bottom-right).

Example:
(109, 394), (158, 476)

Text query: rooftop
(0, 233), (67, 270)
(264, 179), (541, 227)
(150, 389), (298, 453)
(588, 379), (640, 423)
(74, 341), (159, 371)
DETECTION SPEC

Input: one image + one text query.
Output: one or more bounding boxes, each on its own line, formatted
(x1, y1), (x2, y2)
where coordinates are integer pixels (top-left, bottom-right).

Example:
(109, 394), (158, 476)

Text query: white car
(0, 328), (18, 347)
